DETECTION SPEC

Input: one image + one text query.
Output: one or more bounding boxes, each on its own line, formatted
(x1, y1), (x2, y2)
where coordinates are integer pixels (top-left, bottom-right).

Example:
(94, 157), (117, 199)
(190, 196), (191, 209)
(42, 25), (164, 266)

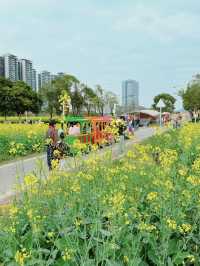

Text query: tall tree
(40, 83), (58, 118)
(105, 91), (118, 115)
(12, 81), (42, 115)
(179, 84), (200, 112)
(81, 85), (97, 115)
(53, 74), (80, 114)
(71, 85), (84, 115)
(0, 78), (41, 118)
(152, 93), (176, 113)
(0, 86), (15, 119)
(0, 76), (13, 88)
(53, 74), (79, 95)
(95, 85), (106, 115)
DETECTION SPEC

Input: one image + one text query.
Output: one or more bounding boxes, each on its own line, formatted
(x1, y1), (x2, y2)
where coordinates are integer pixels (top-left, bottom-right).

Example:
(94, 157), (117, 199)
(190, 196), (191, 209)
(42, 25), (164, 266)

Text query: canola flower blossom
(146, 191), (158, 201)
(0, 123), (47, 162)
(24, 174), (38, 187)
(166, 218), (177, 230)
(62, 248), (74, 262)
(0, 123), (200, 265)
(15, 249), (30, 266)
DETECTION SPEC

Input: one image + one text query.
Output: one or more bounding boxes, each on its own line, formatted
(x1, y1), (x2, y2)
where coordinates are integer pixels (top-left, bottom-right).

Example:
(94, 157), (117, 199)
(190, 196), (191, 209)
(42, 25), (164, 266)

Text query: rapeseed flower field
(0, 124), (47, 162)
(0, 123), (200, 265)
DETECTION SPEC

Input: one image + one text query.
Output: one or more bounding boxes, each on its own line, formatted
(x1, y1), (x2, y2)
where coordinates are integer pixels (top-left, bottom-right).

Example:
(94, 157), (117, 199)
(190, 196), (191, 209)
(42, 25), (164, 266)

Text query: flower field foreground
(0, 123), (200, 265)
(0, 124), (47, 161)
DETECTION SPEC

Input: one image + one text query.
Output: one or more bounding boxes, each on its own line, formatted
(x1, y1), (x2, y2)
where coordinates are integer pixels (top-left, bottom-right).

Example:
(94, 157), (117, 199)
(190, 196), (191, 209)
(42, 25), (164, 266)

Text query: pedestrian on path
(46, 120), (58, 170)
(118, 117), (127, 154)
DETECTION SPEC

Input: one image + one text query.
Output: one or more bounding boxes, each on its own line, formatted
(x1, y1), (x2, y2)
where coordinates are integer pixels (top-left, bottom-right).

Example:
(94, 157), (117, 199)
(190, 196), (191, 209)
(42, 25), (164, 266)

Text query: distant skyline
(1, 0), (200, 109)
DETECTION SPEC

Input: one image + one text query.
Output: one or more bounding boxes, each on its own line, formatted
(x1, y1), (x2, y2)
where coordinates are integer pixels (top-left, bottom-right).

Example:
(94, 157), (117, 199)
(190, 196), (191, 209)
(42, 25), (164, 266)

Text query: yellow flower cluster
(186, 175), (200, 186)
(138, 222), (156, 232)
(159, 149), (177, 170)
(15, 249), (30, 266)
(24, 174), (38, 187)
(0, 123), (47, 161)
(192, 158), (200, 174)
(166, 219), (177, 230)
(178, 223), (192, 234)
(62, 248), (74, 261)
(109, 192), (125, 215)
(146, 192), (158, 201)
(9, 206), (18, 217)
(1, 122), (200, 264)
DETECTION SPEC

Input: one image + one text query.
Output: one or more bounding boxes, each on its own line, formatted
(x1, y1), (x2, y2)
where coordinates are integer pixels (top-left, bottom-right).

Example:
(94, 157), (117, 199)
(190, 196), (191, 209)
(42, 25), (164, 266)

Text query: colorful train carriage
(64, 115), (92, 145)
(64, 115), (113, 149)
(87, 116), (113, 145)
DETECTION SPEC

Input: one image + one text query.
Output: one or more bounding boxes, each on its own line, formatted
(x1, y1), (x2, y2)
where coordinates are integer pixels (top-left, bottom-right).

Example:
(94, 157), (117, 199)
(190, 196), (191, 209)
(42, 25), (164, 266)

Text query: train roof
(86, 116), (112, 121)
(64, 116), (89, 123)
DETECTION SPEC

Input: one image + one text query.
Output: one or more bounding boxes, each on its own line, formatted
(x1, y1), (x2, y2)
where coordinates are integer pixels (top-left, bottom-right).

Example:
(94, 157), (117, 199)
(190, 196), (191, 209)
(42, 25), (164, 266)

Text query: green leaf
(147, 248), (160, 265)
(168, 239), (179, 255)
(100, 229), (112, 237)
(173, 252), (190, 265)
(55, 238), (68, 251)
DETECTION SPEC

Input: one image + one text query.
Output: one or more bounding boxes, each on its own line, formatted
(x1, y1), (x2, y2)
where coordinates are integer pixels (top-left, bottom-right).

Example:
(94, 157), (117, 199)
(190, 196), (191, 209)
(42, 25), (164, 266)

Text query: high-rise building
(189, 74), (200, 86)
(19, 59), (33, 87)
(38, 73), (42, 90)
(38, 71), (52, 90)
(57, 72), (65, 78)
(31, 69), (37, 91)
(122, 79), (139, 110)
(51, 74), (57, 82)
(0, 56), (5, 77)
(4, 54), (19, 81)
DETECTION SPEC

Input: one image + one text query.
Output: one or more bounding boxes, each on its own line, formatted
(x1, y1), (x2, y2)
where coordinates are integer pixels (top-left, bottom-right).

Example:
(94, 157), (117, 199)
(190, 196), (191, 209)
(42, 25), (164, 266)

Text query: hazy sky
(1, 0), (200, 108)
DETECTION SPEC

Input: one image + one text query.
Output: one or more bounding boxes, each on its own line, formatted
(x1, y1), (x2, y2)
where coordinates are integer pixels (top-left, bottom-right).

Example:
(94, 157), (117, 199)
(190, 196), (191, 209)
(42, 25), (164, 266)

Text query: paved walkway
(0, 127), (155, 203)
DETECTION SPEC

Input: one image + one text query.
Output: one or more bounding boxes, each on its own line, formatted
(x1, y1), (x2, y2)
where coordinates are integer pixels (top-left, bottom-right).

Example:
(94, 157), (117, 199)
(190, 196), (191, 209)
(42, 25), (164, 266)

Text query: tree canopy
(0, 77), (42, 118)
(179, 84), (200, 111)
(152, 93), (176, 113)
(41, 74), (118, 116)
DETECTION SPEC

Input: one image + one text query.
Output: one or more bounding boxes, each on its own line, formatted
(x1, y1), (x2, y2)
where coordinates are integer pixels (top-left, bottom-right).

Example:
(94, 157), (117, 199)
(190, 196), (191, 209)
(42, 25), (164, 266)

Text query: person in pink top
(68, 123), (80, 136)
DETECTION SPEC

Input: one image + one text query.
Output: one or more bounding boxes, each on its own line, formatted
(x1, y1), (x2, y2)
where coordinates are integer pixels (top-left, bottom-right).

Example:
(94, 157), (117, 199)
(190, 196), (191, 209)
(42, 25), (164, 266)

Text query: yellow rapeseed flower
(62, 248), (74, 261)
(138, 222), (156, 232)
(15, 249), (30, 266)
(24, 174), (38, 187)
(123, 256), (129, 264)
(166, 219), (177, 230)
(178, 223), (192, 234)
(147, 192), (158, 201)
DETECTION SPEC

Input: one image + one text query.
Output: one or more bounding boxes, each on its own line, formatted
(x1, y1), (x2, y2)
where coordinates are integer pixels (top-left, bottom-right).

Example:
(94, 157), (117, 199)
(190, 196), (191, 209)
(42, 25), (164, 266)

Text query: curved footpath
(0, 127), (156, 204)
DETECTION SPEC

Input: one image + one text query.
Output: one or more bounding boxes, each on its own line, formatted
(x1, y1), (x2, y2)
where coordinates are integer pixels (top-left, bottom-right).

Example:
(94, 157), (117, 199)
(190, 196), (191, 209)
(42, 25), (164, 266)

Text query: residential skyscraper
(51, 74), (57, 82)
(57, 72), (65, 78)
(4, 54), (19, 81)
(0, 57), (4, 77)
(32, 69), (37, 91)
(38, 71), (58, 90)
(38, 73), (42, 90)
(122, 80), (139, 110)
(189, 74), (200, 86)
(38, 71), (52, 90)
(19, 59), (33, 87)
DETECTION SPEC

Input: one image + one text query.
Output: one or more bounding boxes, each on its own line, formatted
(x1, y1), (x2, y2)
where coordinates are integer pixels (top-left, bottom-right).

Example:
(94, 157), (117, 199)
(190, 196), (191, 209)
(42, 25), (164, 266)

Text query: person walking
(118, 117), (126, 154)
(128, 119), (134, 136)
(46, 120), (58, 170)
